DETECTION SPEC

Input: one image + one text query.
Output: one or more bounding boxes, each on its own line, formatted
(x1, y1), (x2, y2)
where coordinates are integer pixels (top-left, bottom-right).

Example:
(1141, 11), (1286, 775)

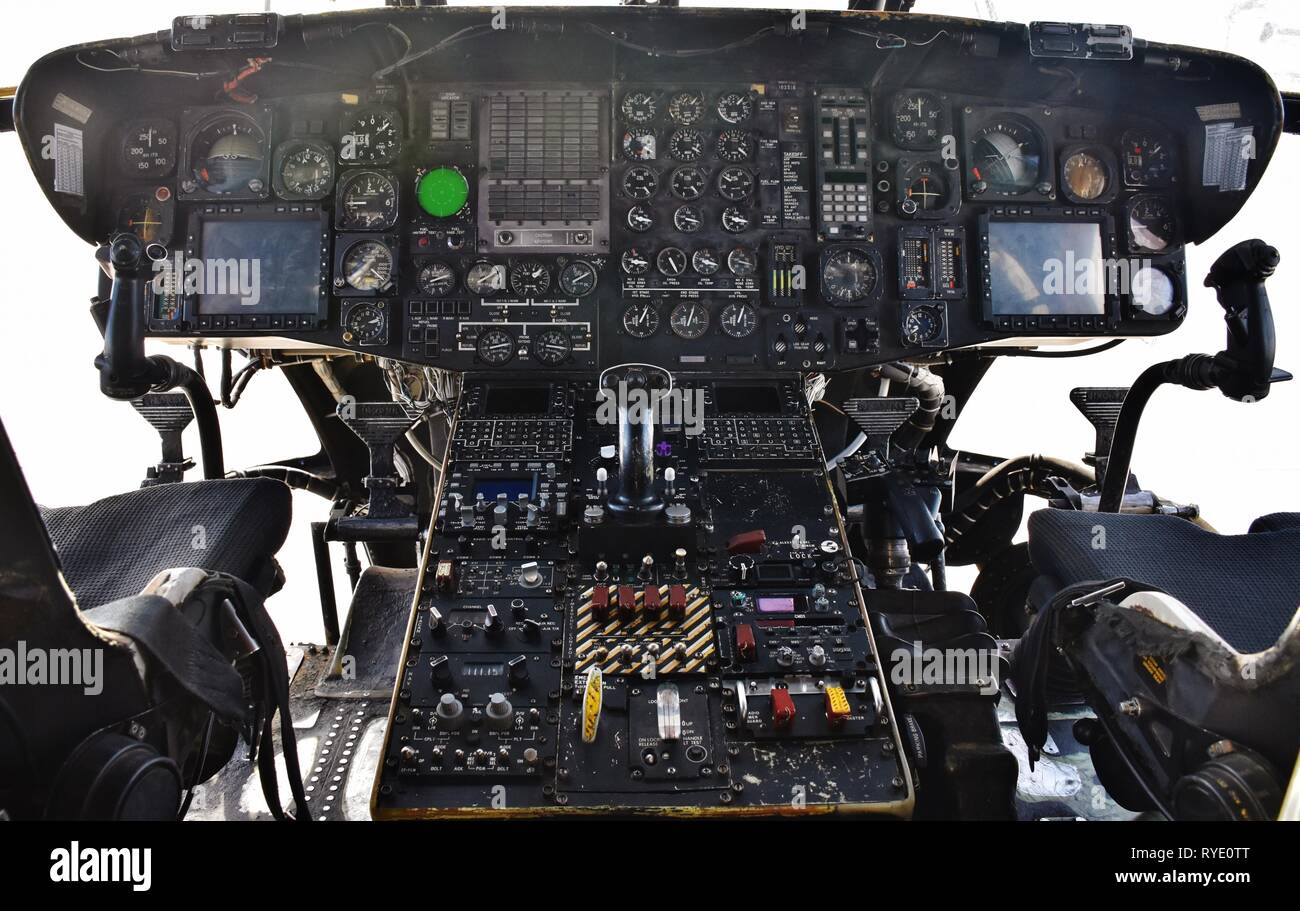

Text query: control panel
(373, 374), (912, 817)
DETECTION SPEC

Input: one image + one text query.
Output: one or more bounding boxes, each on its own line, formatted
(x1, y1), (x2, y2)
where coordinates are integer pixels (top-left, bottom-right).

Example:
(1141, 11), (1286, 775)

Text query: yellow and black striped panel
(574, 585), (715, 677)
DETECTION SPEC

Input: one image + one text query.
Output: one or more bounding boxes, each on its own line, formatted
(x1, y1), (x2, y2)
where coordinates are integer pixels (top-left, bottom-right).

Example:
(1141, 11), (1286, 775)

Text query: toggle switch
(771, 687), (796, 730)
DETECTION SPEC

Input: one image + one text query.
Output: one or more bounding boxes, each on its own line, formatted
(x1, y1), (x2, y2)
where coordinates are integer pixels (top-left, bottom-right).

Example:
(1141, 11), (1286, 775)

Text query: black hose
(879, 363), (945, 452)
(158, 357), (225, 480)
(946, 455), (1095, 545)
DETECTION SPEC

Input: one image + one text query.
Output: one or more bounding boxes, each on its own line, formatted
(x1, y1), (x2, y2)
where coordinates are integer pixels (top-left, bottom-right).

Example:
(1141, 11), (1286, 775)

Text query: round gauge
(657, 247), (688, 277)
(1062, 149), (1110, 202)
(667, 128), (705, 162)
(821, 247), (878, 303)
(622, 248), (652, 275)
(341, 240), (394, 292)
(716, 129), (753, 163)
(622, 302), (660, 338)
(900, 165), (948, 214)
(121, 119), (176, 178)
(693, 248), (722, 276)
(716, 91), (754, 124)
(622, 166), (659, 200)
(669, 302), (710, 339)
(1127, 195), (1176, 253)
(116, 193), (172, 245)
(532, 329), (573, 366)
(968, 117), (1044, 196)
(416, 167), (470, 218)
(275, 139), (334, 200)
(719, 302), (758, 338)
(670, 166), (708, 200)
(717, 166), (755, 201)
(476, 327), (516, 365)
(892, 92), (944, 149)
(721, 206), (751, 234)
(668, 90), (705, 125)
(343, 303), (386, 344)
(673, 205), (703, 233)
(903, 305), (944, 346)
(338, 170), (398, 230)
(626, 205), (655, 233)
(1122, 128), (1174, 186)
(621, 130), (657, 161)
(559, 260), (598, 297)
(418, 261), (457, 297)
(621, 91), (658, 124)
(727, 246), (758, 276)
(509, 260), (552, 297)
(340, 107), (401, 164)
(466, 262), (507, 296)
(187, 113), (267, 195)
(1131, 266), (1178, 317)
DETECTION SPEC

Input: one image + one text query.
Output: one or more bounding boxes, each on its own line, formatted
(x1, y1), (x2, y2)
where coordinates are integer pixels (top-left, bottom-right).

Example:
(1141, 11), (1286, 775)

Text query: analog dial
(187, 113), (266, 196)
(968, 117), (1044, 196)
(716, 90), (754, 124)
(466, 262), (507, 296)
(621, 91), (658, 124)
(902, 305), (944, 345)
(417, 261), (457, 297)
(475, 327), (516, 365)
(338, 170), (397, 230)
(626, 205), (655, 233)
(341, 240), (394, 292)
(719, 302), (758, 338)
(343, 303), (386, 344)
(621, 130), (657, 161)
(900, 163), (948, 215)
(717, 166), (754, 201)
(668, 90), (705, 125)
(1131, 266), (1178, 317)
(669, 301), (710, 339)
(622, 165), (659, 200)
(692, 248), (722, 276)
(821, 247), (878, 303)
(668, 128), (706, 162)
(121, 119), (176, 178)
(670, 166), (708, 200)
(115, 193), (172, 246)
(532, 328), (573, 365)
(622, 302), (660, 338)
(1063, 150), (1110, 202)
(340, 107), (401, 164)
(892, 91), (944, 149)
(657, 246), (689, 277)
(509, 260), (552, 297)
(716, 128), (753, 163)
(559, 260), (598, 297)
(721, 206), (751, 233)
(276, 139), (334, 200)
(673, 205), (703, 233)
(727, 246), (758, 276)
(1127, 195), (1176, 253)
(621, 248), (652, 275)
(1122, 128), (1174, 186)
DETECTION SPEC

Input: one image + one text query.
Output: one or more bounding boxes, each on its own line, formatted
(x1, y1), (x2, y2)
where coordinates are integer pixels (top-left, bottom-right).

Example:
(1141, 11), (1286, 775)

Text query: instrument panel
(14, 6), (1282, 373)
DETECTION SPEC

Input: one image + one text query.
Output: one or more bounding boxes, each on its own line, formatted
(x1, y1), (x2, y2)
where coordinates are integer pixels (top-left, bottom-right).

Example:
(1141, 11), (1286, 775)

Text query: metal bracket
(1069, 386), (1128, 483)
(132, 392), (195, 486)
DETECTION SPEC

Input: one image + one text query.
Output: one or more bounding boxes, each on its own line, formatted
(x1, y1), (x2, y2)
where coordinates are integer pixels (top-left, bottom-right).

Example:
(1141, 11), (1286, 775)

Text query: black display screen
(714, 384), (783, 415)
(484, 385), (550, 416)
(195, 217), (322, 315)
(986, 221), (1107, 316)
(473, 475), (536, 501)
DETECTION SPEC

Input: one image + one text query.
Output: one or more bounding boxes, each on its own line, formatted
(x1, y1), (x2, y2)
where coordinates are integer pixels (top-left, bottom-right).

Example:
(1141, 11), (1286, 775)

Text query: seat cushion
(1027, 510), (1300, 654)
(40, 479), (292, 608)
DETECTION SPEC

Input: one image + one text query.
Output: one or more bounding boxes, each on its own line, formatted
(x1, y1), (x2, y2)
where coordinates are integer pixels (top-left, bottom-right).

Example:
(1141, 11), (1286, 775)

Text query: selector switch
(485, 692), (515, 730)
(771, 687), (797, 730)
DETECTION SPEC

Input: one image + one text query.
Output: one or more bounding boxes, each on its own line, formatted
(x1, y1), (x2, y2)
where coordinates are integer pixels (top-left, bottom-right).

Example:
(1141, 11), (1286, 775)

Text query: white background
(1, 0), (1297, 639)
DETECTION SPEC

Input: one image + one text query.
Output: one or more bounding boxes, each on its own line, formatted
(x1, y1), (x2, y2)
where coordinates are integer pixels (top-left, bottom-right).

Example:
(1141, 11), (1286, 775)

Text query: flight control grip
(1204, 239), (1286, 401)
